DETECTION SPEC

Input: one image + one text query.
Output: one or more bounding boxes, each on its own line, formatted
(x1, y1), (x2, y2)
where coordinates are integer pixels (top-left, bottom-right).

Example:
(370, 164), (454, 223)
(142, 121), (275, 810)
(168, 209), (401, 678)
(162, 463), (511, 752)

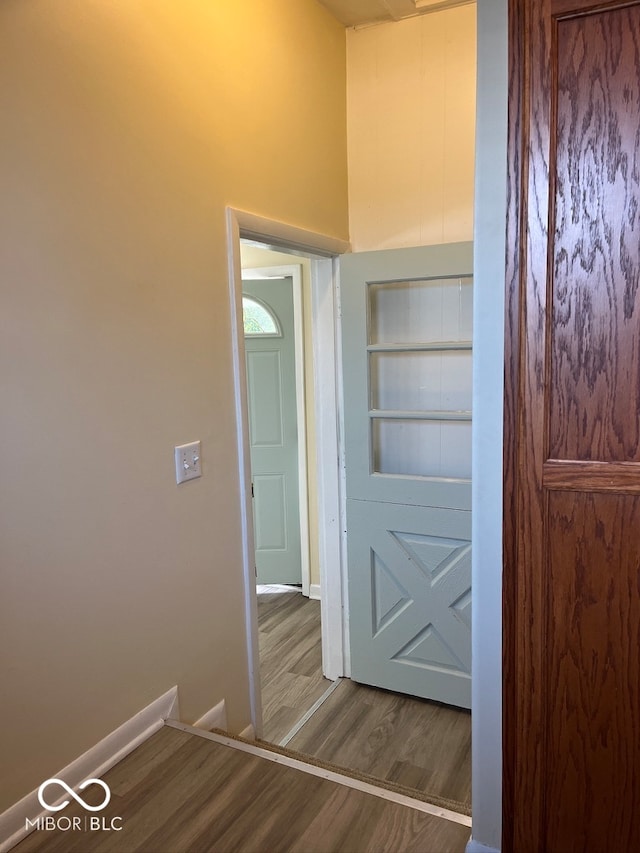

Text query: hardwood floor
(258, 588), (330, 744)
(13, 591), (471, 853)
(258, 588), (471, 809)
(15, 726), (470, 853)
(288, 680), (471, 808)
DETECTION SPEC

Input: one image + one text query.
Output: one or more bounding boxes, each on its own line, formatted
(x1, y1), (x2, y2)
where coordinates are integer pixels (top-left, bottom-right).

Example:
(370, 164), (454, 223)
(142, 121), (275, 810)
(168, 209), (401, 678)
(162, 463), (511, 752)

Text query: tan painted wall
(239, 246), (321, 591)
(347, 5), (476, 251)
(0, 0), (347, 812)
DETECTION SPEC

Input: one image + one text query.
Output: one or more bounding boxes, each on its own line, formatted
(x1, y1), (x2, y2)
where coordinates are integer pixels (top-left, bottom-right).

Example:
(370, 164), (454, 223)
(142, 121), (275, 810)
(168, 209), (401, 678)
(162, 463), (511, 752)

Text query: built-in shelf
(366, 340), (472, 353)
(368, 409), (472, 421)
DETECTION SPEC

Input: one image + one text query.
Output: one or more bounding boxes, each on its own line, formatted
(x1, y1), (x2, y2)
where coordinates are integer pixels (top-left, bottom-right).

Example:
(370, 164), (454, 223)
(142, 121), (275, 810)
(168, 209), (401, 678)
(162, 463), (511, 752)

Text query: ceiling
(317, 0), (475, 28)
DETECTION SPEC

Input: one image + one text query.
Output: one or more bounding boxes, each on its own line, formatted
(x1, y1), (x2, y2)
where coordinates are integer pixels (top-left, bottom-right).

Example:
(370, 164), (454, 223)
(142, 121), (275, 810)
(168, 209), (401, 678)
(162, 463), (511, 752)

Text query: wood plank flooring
(258, 589), (329, 744)
(14, 726), (470, 853)
(288, 680), (471, 808)
(258, 588), (471, 809)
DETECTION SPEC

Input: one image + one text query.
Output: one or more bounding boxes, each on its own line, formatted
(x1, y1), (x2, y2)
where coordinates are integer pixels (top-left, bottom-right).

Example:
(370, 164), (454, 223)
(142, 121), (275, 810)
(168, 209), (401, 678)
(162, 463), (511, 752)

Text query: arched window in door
(242, 295), (281, 337)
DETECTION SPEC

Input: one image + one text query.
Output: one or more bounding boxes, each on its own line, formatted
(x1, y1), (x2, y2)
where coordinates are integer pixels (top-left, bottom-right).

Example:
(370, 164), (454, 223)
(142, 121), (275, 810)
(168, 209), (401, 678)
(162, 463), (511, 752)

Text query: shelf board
(367, 341), (472, 353)
(368, 409), (472, 422)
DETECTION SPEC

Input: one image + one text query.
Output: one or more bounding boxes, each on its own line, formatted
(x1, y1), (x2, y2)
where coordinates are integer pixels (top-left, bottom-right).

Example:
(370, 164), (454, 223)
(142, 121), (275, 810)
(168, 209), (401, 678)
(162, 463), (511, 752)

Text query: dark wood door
(505, 1), (640, 851)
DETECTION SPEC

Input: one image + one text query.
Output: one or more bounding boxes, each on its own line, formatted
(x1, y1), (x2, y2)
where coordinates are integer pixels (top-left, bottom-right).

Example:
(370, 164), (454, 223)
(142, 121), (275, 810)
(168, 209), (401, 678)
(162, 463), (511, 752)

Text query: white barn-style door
(341, 243), (473, 708)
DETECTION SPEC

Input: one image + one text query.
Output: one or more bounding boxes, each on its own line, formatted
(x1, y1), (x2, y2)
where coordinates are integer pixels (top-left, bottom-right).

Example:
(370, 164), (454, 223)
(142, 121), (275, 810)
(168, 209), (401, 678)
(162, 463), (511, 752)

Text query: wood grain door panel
(545, 491), (640, 852)
(549, 7), (640, 463)
(505, 1), (640, 850)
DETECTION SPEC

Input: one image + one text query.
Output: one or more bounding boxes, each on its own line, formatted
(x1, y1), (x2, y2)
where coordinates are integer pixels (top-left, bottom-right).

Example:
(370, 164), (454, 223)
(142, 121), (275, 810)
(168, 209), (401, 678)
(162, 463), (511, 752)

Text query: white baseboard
(239, 724), (255, 740)
(193, 699), (227, 732)
(309, 584), (321, 600)
(0, 686), (179, 853)
(465, 838), (500, 853)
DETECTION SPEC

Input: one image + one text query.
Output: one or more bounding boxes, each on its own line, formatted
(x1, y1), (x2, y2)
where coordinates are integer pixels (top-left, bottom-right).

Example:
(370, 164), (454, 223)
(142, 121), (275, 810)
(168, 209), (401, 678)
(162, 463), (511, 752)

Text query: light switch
(175, 441), (202, 484)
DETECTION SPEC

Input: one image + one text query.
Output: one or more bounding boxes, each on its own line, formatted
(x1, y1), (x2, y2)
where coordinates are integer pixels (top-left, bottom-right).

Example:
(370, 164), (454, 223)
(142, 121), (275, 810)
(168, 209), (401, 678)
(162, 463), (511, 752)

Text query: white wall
(469, 1), (508, 850)
(347, 5), (476, 251)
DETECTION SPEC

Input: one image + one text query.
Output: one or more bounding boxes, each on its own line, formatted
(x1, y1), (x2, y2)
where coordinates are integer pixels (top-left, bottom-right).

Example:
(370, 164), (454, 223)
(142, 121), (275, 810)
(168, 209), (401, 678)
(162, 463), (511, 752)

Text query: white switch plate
(175, 441), (202, 484)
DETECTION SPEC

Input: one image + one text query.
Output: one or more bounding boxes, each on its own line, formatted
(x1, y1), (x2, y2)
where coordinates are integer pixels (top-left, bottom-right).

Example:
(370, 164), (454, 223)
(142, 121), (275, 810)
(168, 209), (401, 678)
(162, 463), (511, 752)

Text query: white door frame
(242, 264), (310, 597)
(226, 207), (350, 736)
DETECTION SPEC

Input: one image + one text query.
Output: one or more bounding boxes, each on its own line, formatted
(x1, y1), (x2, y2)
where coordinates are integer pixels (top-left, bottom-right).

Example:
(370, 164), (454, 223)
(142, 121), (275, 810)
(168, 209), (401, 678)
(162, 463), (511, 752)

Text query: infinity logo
(37, 779), (111, 813)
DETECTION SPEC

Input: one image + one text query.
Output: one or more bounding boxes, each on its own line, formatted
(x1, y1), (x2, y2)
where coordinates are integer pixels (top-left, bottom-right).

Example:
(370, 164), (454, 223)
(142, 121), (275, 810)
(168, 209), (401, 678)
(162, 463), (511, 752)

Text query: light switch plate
(175, 441), (201, 484)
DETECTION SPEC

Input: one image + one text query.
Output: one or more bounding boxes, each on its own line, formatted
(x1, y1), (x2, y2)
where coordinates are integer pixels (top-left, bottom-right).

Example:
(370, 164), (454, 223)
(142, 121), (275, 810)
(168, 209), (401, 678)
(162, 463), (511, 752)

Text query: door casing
(226, 207), (350, 736)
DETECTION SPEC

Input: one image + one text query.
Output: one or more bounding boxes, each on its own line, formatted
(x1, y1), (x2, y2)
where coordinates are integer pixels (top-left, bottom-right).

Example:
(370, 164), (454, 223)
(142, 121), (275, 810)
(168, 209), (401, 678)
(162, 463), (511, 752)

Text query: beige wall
(347, 5), (476, 251)
(0, 0), (347, 812)
(239, 246), (321, 591)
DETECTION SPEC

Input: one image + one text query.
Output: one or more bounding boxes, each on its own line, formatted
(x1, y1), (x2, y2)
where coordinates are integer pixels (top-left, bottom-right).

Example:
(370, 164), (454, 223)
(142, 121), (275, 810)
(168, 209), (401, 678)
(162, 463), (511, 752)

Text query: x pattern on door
(348, 498), (472, 708)
(372, 530), (471, 671)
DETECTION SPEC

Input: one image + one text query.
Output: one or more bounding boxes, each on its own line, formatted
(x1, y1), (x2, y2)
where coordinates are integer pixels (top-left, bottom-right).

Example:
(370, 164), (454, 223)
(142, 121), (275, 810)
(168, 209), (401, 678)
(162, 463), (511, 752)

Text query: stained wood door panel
(549, 6), (640, 463)
(545, 491), (640, 852)
(505, 0), (640, 850)
(543, 458), (640, 493)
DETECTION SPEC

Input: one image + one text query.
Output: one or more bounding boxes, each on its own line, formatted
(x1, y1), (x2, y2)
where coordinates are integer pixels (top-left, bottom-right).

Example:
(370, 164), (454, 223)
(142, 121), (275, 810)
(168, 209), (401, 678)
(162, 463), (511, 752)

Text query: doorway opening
(239, 246), (339, 745)
(227, 209), (472, 819)
(241, 264), (311, 595)
(226, 207), (349, 743)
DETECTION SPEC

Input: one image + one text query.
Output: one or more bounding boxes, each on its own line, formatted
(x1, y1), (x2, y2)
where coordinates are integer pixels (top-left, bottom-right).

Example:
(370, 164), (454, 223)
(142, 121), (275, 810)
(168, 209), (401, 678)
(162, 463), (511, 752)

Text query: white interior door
(243, 278), (301, 585)
(341, 244), (473, 708)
